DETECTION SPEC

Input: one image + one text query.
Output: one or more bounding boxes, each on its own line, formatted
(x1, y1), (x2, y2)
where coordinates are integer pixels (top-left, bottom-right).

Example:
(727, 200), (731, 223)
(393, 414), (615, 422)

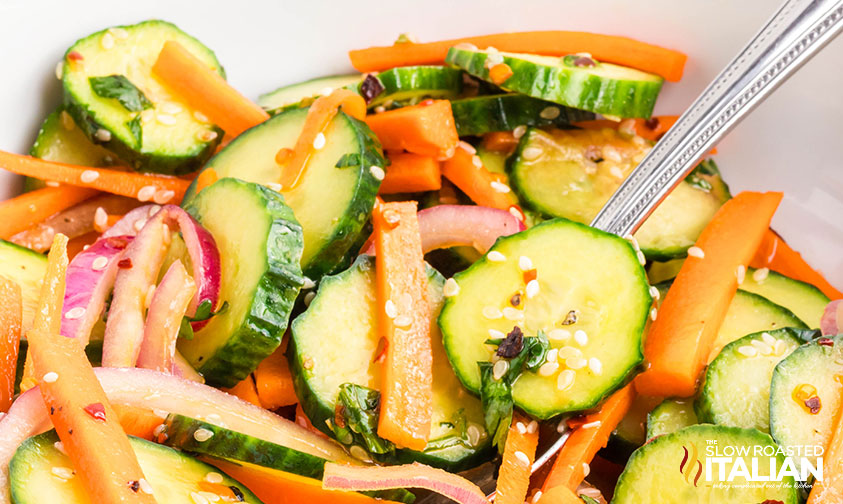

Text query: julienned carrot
(113, 404), (165, 441)
(223, 375), (263, 407)
(635, 192), (783, 397)
(379, 153), (442, 194)
(0, 151), (190, 203)
(807, 396), (843, 503)
(279, 89), (367, 189)
(482, 132), (518, 153)
(0, 185), (97, 239)
(536, 485), (583, 504)
(365, 100), (458, 158)
(373, 201), (433, 451)
(542, 384), (635, 492)
(66, 231), (101, 260)
(0, 278), (21, 413)
(349, 31), (687, 82)
(440, 145), (518, 211)
(495, 414), (539, 504)
(254, 343), (298, 410)
(194, 168), (219, 195)
(152, 40), (269, 138)
(26, 234), (154, 503)
(751, 229), (843, 299)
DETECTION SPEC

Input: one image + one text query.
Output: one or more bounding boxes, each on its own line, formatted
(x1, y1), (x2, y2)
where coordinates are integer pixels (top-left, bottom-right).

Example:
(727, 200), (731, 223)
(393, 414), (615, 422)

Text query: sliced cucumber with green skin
(290, 255), (492, 471)
(9, 430), (262, 503)
(508, 129), (730, 260)
(645, 399), (698, 440)
(741, 268), (830, 329)
(602, 394), (662, 463)
(62, 20), (223, 174)
(476, 145), (509, 175)
(647, 258), (684, 285)
(187, 107), (383, 279)
(697, 328), (806, 433)
(0, 239), (46, 332)
(439, 218), (651, 419)
(26, 107), (117, 191)
(258, 74), (363, 111)
(450, 94), (594, 136)
(614, 425), (799, 504)
(770, 334), (843, 476)
(181, 178), (304, 387)
(446, 48), (664, 118)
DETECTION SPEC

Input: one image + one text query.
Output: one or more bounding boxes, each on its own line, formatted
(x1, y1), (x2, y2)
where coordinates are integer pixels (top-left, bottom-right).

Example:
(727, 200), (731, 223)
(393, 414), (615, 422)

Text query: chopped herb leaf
(89, 75), (152, 112)
(125, 115), (143, 145)
(335, 153), (360, 168)
(331, 383), (395, 457)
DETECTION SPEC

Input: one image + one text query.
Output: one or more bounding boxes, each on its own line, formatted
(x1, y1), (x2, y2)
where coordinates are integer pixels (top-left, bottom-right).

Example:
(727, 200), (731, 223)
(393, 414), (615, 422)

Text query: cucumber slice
(290, 256), (492, 471)
(741, 268), (830, 329)
(439, 219), (651, 419)
(181, 178), (304, 387)
(26, 107), (116, 191)
(645, 399), (698, 440)
(508, 128), (729, 260)
(0, 239), (46, 332)
(770, 334), (843, 476)
(190, 107), (383, 279)
(614, 425), (799, 503)
(697, 328), (805, 433)
(450, 94), (593, 136)
(62, 20), (223, 174)
(258, 74), (363, 111)
(476, 145), (509, 175)
(647, 258), (684, 284)
(9, 430), (261, 503)
(446, 48), (664, 118)
(602, 394), (662, 463)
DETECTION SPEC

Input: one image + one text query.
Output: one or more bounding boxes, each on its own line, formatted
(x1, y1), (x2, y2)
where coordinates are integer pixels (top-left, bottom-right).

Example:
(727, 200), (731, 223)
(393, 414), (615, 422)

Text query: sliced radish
(822, 300), (843, 336)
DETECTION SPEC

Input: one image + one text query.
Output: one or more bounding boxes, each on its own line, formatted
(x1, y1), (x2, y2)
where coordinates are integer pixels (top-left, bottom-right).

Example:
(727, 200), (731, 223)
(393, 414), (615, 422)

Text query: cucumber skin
(371, 66), (464, 106)
(451, 94), (594, 136)
(62, 20), (224, 175)
(184, 179), (304, 387)
(446, 48), (663, 118)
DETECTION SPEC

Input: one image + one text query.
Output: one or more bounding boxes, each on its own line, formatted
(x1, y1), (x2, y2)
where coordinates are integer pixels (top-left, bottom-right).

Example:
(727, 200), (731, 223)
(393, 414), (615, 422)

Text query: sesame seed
(369, 165), (385, 181)
(502, 307), (524, 321)
(140, 109), (155, 123)
(153, 189), (176, 205)
(193, 111), (210, 123)
(573, 330), (588, 346)
(190, 492), (210, 504)
(138, 478), (154, 495)
(522, 147), (543, 160)
(566, 357), (587, 370)
(484, 52), (504, 68)
(650, 307), (658, 321)
(557, 370), (575, 391)
(303, 291), (316, 306)
(94, 129), (112, 142)
(466, 424), (481, 445)
(137, 185), (157, 202)
(65, 307), (86, 320)
(588, 357), (603, 375)
(443, 278), (460, 297)
(531, 490), (544, 503)
(581, 420), (602, 429)
(133, 219), (147, 232)
(46, 181), (60, 187)
(79, 170), (100, 186)
(312, 132), (326, 150)
(193, 428), (214, 442)
(538, 361), (559, 376)
(457, 141), (476, 155)
(151, 409), (167, 419)
(453, 42), (478, 50)
(265, 182), (283, 192)
(513, 125), (527, 139)
(490, 181), (511, 193)
(736, 265), (746, 285)
(540, 106), (561, 120)
(109, 27), (129, 39)
(55, 61), (64, 80)
(161, 102), (182, 115)
(687, 246), (705, 258)
(603, 146), (622, 162)
(374, 106), (386, 114)
(394, 315), (412, 328)
(301, 277), (316, 290)
(205, 472), (224, 484)
(548, 329), (571, 341)
(750, 339), (773, 355)
(649, 286), (660, 301)
(582, 462), (591, 477)
(492, 360), (509, 380)
(527, 420), (538, 434)
(303, 357), (314, 370)
(384, 300), (398, 318)
(94, 207), (108, 232)
(518, 256), (533, 271)
(774, 339), (789, 356)
(101, 32), (115, 50)
(152, 424), (166, 437)
(53, 441), (66, 454)
(487, 251), (507, 262)
(482, 306), (502, 319)
(557, 346), (582, 360)
(488, 328), (506, 339)
(637, 250), (646, 266)
(516, 422), (527, 434)
(546, 348), (559, 362)
(197, 130), (218, 142)
(525, 279), (540, 299)
(753, 267), (770, 283)
(514, 450), (530, 466)
(156, 113), (177, 125)
(761, 332), (777, 346)
(51, 466), (74, 480)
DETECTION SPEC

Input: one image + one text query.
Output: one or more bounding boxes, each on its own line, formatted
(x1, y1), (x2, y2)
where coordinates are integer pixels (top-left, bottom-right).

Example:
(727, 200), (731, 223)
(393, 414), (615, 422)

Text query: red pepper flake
(523, 268), (537, 284)
(83, 402), (107, 421)
(818, 338), (834, 347)
(105, 236), (130, 250)
(334, 404), (348, 429)
(128, 480), (140, 492)
(508, 205), (525, 223)
(760, 500), (784, 504)
(644, 117), (661, 130)
(805, 396), (822, 415)
(420, 99), (435, 106)
(117, 258), (133, 269)
(67, 51), (84, 62)
(489, 63), (514, 85)
(373, 337), (388, 364)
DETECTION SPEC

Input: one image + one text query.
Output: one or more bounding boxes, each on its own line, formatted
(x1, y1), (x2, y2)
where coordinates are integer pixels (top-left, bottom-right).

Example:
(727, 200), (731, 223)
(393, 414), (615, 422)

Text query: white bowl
(0, 0), (841, 288)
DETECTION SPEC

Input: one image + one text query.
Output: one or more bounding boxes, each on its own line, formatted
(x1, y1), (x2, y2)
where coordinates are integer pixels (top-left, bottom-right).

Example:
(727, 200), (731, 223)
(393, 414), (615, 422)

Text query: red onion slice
(364, 205), (525, 255)
(322, 462), (490, 504)
(821, 300), (843, 336)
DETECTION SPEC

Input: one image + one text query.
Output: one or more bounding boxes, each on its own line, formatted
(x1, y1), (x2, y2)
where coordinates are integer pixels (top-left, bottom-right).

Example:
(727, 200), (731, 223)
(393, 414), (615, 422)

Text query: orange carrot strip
(495, 414), (540, 504)
(349, 31), (687, 82)
(26, 234), (155, 503)
(0, 151), (189, 203)
(223, 375), (263, 407)
(279, 89), (367, 189)
(536, 485), (584, 504)
(635, 192), (783, 397)
(152, 40), (268, 138)
(440, 145), (518, 210)
(365, 100), (458, 158)
(113, 404), (165, 441)
(373, 201), (432, 450)
(0, 278), (21, 412)
(254, 343), (298, 410)
(379, 153), (442, 194)
(0, 185), (97, 239)
(482, 132), (518, 153)
(542, 384), (636, 491)
(66, 231), (101, 260)
(751, 229), (843, 299)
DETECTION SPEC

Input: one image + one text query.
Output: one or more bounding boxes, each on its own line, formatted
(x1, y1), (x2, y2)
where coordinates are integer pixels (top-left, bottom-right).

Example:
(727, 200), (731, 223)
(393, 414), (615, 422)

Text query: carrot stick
(279, 89), (367, 189)
(482, 132), (518, 153)
(0, 151), (190, 203)
(373, 201), (433, 451)
(152, 40), (269, 138)
(254, 343), (298, 410)
(349, 31), (687, 82)
(440, 144), (518, 211)
(223, 375), (263, 407)
(66, 231), (101, 259)
(379, 153), (442, 194)
(113, 404), (165, 441)
(365, 100), (458, 158)
(536, 485), (584, 504)
(0, 278), (21, 413)
(495, 414), (540, 504)
(26, 234), (155, 503)
(542, 384), (635, 492)
(751, 229), (843, 299)
(635, 192), (783, 397)
(0, 185), (97, 239)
